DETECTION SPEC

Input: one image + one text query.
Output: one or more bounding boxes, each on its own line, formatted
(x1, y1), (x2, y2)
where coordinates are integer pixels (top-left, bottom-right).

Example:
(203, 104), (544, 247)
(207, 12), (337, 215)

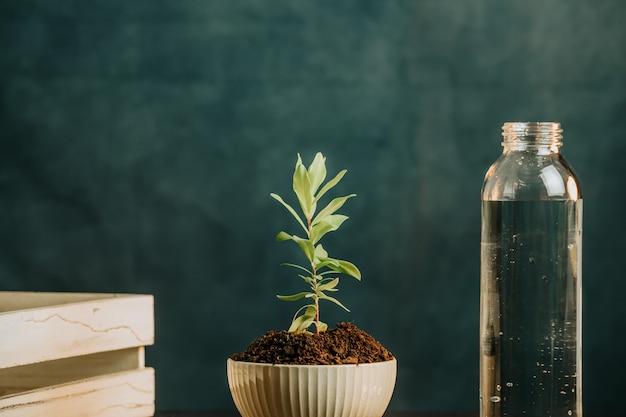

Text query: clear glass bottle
(480, 122), (582, 417)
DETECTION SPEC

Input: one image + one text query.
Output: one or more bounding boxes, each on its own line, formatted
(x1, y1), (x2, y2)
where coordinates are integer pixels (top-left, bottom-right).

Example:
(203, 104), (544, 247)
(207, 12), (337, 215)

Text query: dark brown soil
(230, 322), (395, 365)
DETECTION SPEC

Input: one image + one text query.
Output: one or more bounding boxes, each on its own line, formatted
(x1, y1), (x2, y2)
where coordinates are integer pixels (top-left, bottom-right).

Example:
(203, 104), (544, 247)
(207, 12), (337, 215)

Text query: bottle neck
(501, 122), (563, 155)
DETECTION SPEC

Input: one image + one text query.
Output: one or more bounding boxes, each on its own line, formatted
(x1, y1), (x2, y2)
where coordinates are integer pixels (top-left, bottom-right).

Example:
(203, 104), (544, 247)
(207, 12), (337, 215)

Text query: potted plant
(227, 152), (397, 417)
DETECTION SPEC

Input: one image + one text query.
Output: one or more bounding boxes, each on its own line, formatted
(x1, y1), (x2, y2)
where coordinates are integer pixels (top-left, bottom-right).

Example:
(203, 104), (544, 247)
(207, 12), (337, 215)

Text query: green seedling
(271, 152), (361, 335)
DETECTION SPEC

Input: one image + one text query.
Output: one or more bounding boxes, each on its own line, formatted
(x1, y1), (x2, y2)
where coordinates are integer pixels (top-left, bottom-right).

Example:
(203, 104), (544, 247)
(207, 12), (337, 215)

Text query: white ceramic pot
(227, 358), (397, 417)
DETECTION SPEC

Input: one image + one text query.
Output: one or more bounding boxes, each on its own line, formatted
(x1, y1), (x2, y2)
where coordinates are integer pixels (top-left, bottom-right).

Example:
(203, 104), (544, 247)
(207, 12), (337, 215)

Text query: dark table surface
(154, 412), (625, 417)
(155, 413), (478, 417)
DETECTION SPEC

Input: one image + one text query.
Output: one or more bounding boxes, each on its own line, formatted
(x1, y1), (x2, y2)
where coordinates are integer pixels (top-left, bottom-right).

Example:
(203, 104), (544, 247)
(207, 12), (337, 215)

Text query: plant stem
(307, 215), (321, 335)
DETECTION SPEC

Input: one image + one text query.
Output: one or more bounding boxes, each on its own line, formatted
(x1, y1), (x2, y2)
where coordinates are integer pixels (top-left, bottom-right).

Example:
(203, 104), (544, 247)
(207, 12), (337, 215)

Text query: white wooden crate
(0, 292), (155, 417)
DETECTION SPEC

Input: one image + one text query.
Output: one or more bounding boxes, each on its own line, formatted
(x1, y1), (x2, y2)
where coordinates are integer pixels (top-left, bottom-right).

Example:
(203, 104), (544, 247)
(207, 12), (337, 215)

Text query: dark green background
(1, 0), (624, 413)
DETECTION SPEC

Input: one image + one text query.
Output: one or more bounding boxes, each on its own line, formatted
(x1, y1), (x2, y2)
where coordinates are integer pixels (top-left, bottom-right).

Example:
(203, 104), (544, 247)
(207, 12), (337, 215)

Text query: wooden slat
(0, 292), (154, 368)
(0, 347), (145, 396)
(0, 368), (155, 417)
(0, 292), (117, 313)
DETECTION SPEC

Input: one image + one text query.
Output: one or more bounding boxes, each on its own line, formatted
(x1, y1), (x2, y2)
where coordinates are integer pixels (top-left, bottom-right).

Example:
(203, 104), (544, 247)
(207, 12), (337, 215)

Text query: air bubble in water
(490, 396), (501, 403)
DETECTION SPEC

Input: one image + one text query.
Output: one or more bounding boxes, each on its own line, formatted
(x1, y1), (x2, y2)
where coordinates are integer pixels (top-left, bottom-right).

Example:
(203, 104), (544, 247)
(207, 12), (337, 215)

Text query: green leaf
(276, 233), (315, 263)
(288, 305), (317, 333)
(312, 194), (356, 225)
(293, 155), (315, 218)
(314, 244), (329, 260)
(313, 169), (347, 202)
(316, 258), (339, 270)
(270, 193), (307, 234)
(310, 214), (348, 244)
(317, 321), (328, 332)
(298, 274), (314, 284)
(317, 257), (361, 280)
(289, 315), (315, 333)
(333, 259), (362, 280)
(280, 263), (311, 274)
(319, 293), (351, 312)
(317, 277), (339, 292)
(291, 236), (315, 263)
(277, 292), (311, 302)
(308, 152), (327, 195)
(316, 250), (341, 270)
